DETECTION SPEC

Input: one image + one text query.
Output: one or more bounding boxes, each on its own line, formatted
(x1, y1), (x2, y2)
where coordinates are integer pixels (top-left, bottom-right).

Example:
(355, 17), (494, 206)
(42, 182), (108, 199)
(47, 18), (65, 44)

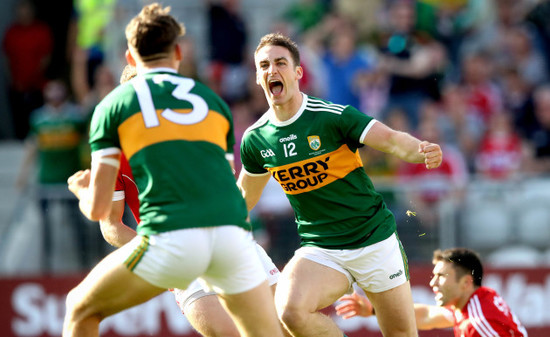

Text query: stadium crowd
(3, 0), (550, 271)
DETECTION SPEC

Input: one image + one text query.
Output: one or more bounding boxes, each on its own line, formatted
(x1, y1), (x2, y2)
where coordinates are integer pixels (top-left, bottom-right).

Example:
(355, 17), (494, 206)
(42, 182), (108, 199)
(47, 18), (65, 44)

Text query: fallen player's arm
(99, 199), (137, 247)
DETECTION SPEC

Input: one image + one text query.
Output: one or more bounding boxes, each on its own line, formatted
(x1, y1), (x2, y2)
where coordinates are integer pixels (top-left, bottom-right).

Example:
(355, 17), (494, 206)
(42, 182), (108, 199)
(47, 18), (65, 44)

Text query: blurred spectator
(459, 0), (526, 59)
(376, 0), (447, 128)
(525, 0), (550, 73)
(498, 24), (548, 88)
(415, 0), (493, 77)
(523, 85), (550, 175)
(439, 83), (484, 171)
(207, 0), (249, 103)
(80, 64), (116, 117)
(475, 111), (524, 180)
(16, 79), (91, 272)
(311, 14), (372, 107)
(357, 68), (390, 122)
(498, 67), (537, 138)
(178, 36), (201, 82)
(3, 0), (53, 140)
(281, 0), (329, 34)
(70, 0), (116, 104)
(459, 51), (503, 126)
(332, 0), (384, 39)
(296, 29), (327, 97)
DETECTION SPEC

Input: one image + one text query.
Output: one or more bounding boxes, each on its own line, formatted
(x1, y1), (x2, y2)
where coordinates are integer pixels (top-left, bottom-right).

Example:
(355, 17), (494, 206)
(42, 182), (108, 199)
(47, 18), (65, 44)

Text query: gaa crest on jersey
(308, 135), (321, 151)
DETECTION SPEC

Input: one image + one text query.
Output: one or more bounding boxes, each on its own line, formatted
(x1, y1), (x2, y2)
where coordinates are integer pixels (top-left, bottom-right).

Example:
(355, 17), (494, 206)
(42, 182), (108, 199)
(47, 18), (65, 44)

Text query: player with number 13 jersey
(90, 68), (249, 234)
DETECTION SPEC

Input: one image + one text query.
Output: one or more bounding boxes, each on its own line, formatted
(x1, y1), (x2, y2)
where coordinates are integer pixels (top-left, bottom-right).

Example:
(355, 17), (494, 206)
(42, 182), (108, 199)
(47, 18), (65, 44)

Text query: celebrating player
(63, 4), (284, 337)
(336, 248), (528, 337)
(237, 32), (442, 337)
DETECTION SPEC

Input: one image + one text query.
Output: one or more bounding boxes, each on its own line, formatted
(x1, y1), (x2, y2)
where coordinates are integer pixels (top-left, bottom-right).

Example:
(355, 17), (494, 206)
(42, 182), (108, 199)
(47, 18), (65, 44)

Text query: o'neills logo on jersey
(279, 134), (297, 143)
(308, 135), (321, 150)
(267, 144), (363, 195)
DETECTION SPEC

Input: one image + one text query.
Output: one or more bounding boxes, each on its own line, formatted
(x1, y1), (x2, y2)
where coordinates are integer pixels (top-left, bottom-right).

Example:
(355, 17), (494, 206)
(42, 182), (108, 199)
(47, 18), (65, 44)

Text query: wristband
(95, 157), (120, 169)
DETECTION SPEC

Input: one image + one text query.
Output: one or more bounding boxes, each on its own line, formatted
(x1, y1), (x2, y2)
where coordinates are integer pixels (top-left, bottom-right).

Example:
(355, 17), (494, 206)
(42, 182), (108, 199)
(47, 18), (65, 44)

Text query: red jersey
(114, 153), (140, 222)
(450, 287), (527, 337)
(475, 133), (522, 180)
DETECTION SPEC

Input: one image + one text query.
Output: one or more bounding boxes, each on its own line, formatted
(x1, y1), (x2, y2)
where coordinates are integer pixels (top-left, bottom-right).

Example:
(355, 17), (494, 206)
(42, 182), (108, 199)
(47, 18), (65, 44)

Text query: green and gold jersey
(241, 94), (396, 249)
(89, 68), (249, 235)
(30, 103), (87, 184)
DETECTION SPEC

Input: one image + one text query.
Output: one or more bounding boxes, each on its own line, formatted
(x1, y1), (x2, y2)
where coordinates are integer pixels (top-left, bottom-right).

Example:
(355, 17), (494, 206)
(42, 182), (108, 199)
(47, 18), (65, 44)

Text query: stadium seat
(461, 182), (515, 251)
(486, 245), (542, 267)
(515, 181), (550, 248)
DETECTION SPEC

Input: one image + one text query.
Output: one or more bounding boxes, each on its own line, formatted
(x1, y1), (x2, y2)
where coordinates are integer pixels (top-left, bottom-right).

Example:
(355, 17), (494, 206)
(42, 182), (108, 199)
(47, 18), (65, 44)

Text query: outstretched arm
(336, 291), (454, 330)
(362, 121), (442, 169)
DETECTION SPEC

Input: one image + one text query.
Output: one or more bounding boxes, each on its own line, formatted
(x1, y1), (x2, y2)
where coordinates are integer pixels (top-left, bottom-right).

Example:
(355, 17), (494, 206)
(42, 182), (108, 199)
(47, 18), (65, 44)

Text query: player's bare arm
(337, 292), (454, 330)
(335, 292), (375, 319)
(99, 199), (137, 247)
(413, 304), (454, 330)
(362, 121), (442, 169)
(237, 171), (270, 211)
(67, 153), (120, 221)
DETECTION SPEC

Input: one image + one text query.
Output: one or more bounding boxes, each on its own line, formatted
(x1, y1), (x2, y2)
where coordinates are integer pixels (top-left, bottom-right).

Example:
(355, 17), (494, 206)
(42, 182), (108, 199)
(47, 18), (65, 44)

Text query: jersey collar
(268, 93), (308, 127)
(140, 67), (178, 75)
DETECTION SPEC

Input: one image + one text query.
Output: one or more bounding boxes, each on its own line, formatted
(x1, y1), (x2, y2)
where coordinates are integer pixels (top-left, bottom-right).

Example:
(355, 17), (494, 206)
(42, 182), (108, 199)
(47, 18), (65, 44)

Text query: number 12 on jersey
(283, 142), (297, 157)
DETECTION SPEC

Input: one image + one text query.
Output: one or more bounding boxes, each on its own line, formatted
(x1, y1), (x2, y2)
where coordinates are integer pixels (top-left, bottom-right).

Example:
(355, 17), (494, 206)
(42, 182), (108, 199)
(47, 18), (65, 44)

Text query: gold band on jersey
(268, 144), (363, 195)
(118, 109), (229, 159)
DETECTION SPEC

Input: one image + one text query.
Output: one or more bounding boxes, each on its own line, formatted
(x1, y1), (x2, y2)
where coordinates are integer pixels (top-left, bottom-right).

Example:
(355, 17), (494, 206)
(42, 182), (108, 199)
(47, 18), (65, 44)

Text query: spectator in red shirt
(460, 51), (503, 126)
(475, 111), (524, 180)
(3, 0), (53, 140)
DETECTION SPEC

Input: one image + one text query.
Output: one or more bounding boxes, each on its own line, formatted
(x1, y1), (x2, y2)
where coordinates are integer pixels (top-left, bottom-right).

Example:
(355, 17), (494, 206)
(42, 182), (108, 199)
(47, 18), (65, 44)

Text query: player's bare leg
(364, 281), (418, 337)
(186, 284), (286, 337)
(217, 281), (285, 337)
(275, 256), (350, 337)
(63, 248), (166, 337)
(185, 294), (240, 337)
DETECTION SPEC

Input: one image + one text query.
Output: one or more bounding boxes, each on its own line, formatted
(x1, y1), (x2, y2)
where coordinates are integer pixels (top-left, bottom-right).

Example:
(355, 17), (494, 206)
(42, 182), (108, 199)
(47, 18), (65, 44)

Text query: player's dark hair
(433, 248), (483, 287)
(125, 3), (184, 62)
(255, 33), (300, 67)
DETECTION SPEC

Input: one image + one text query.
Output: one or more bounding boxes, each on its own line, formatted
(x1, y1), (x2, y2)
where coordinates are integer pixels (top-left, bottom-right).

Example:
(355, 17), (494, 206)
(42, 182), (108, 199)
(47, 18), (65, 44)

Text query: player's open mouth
(269, 80), (283, 96)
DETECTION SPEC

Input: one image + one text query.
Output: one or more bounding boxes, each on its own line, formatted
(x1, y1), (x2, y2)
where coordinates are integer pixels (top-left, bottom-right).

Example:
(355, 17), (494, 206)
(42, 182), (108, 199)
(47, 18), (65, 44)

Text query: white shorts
(171, 241), (280, 312)
(294, 232), (409, 293)
(121, 226), (267, 295)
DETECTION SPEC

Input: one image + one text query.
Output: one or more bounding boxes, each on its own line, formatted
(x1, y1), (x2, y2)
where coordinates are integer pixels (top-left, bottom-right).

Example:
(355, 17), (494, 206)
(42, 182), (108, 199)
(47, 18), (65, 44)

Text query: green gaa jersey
(29, 103), (88, 184)
(241, 94), (396, 249)
(89, 68), (249, 235)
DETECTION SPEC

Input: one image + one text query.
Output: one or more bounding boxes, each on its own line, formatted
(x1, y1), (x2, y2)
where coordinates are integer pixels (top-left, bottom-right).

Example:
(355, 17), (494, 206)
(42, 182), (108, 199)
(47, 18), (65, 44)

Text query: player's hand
(418, 141), (442, 169)
(335, 291), (374, 319)
(67, 169), (91, 200)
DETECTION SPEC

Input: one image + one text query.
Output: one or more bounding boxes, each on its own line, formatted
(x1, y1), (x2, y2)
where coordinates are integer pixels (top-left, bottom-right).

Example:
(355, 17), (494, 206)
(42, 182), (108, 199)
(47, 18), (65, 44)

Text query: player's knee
(277, 302), (308, 332)
(65, 288), (103, 325)
(65, 288), (81, 319)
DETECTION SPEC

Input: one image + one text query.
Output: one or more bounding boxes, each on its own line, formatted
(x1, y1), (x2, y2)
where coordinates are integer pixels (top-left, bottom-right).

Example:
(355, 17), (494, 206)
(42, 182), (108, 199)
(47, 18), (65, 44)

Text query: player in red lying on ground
(336, 248), (528, 337)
